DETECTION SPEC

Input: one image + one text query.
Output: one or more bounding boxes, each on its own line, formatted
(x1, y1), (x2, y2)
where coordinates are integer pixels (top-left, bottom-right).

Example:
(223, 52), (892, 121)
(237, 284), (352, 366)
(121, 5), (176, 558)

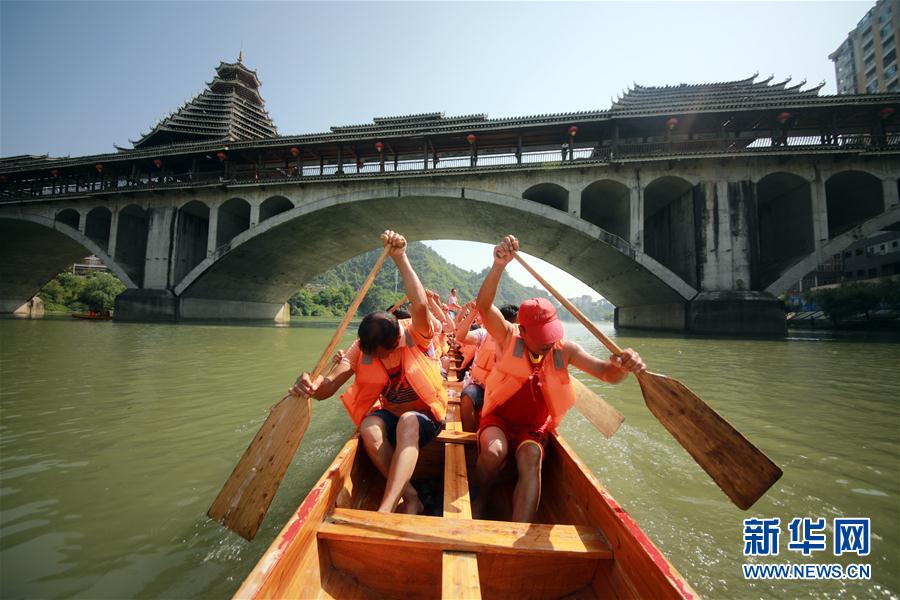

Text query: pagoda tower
(131, 55), (278, 149)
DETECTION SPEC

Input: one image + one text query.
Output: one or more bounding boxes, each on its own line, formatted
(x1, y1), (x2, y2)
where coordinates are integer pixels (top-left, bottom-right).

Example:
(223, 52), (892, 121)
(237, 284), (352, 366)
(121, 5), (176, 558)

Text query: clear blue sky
(0, 0), (872, 299)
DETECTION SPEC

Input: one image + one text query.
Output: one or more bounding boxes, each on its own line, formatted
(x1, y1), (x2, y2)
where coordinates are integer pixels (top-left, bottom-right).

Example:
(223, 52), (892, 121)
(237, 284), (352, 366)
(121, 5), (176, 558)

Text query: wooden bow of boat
(234, 379), (698, 600)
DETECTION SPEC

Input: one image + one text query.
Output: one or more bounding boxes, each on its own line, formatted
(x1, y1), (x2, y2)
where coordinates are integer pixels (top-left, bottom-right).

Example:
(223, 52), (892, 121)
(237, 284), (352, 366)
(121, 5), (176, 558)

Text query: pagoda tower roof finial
(238, 46), (243, 64)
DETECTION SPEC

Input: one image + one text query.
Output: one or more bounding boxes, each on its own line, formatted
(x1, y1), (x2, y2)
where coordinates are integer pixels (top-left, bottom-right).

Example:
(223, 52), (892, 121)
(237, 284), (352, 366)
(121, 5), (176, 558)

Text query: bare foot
(398, 495), (425, 515)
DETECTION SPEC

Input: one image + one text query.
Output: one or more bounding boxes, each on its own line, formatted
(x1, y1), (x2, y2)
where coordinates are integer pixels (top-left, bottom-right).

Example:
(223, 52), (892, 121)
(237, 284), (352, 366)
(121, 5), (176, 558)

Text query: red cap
(517, 298), (563, 345)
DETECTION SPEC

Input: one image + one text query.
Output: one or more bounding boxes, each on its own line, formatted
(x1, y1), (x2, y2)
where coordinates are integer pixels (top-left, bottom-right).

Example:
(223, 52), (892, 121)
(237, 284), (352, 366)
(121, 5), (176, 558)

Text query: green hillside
(289, 242), (549, 317)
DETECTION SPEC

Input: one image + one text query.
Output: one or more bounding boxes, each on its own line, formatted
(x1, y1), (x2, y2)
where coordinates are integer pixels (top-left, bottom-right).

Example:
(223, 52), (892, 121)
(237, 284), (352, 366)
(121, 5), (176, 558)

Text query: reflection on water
(0, 317), (898, 599)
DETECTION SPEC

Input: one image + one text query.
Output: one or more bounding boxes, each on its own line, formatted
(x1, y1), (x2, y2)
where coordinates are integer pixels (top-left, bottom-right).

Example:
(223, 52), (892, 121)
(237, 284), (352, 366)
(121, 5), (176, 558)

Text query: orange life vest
(482, 335), (575, 431)
(470, 324), (519, 385)
(340, 326), (448, 427)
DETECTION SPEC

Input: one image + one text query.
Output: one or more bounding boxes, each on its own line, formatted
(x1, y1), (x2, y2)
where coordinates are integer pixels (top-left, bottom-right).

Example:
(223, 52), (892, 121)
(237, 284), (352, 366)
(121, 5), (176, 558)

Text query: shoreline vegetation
(37, 242), (615, 321)
(786, 279), (900, 331)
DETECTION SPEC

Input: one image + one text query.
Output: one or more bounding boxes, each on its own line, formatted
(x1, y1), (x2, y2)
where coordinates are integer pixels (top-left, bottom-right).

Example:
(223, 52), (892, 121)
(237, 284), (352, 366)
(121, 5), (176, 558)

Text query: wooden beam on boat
(442, 551), (481, 600)
(444, 380), (464, 393)
(436, 430), (476, 445)
(441, 393), (481, 599)
(320, 508), (613, 559)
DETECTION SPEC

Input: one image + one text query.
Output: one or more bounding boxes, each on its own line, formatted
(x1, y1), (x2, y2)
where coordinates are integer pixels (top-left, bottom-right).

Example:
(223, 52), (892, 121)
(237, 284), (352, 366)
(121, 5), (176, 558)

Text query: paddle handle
(306, 247), (391, 383)
(389, 294), (408, 313)
(512, 254), (624, 356)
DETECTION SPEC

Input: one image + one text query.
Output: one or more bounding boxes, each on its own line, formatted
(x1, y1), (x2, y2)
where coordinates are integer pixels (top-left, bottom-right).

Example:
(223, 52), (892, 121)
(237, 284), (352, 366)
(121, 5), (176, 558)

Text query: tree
(807, 282), (883, 325)
(79, 273), (125, 311)
(358, 286), (403, 316)
(877, 277), (900, 309)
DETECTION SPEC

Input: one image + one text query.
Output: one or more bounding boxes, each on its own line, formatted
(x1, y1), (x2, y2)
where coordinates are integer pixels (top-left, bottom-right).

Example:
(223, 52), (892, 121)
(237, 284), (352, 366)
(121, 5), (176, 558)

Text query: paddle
(388, 295), (408, 313)
(208, 247), (391, 540)
(571, 377), (624, 439)
(513, 253), (782, 510)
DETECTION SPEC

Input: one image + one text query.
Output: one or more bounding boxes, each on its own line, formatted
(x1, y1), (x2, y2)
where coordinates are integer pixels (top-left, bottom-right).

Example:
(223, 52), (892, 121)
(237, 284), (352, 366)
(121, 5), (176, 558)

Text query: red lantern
(466, 134), (477, 145)
(879, 107), (895, 119)
(51, 169), (60, 178)
(666, 118), (679, 130)
(776, 112), (792, 124)
(290, 147), (301, 157)
(216, 151), (228, 161)
(375, 142), (384, 153)
(568, 125), (578, 137)
(95, 163), (104, 173)
(153, 158), (163, 169)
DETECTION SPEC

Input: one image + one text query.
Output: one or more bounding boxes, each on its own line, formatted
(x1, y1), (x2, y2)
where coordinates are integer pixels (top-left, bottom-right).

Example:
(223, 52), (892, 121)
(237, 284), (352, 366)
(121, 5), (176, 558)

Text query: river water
(0, 316), (897, 599)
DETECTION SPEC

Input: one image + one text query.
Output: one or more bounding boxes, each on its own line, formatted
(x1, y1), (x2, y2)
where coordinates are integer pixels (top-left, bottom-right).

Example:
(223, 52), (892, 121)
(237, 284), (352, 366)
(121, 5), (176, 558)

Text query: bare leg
(472, 426), (508, 519)
(511, 442), (542, 522)
(360, 415), (420, 510)
(460, 393), (476, 433)
(378, 412), (423, 514)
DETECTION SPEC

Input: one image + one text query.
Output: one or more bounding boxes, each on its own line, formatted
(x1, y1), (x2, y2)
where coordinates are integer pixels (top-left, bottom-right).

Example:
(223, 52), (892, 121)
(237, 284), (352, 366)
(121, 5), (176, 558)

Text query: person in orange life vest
(458, 302), (518, 431)
(291, 231), (448, 515)
(472, 235), (646, 522)
(424, 290), (454, 376)
(446, 288), (461, 320)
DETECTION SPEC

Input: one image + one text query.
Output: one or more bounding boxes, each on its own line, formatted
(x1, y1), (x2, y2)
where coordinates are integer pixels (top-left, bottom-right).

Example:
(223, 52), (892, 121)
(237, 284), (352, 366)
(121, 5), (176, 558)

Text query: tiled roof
(610, 74), (827, 115)
(132, 59), (277, 149)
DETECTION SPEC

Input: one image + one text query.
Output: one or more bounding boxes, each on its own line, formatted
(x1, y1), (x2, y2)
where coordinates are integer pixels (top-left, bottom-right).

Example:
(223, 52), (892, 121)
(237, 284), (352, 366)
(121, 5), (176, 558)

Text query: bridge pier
(114, 290), (291, 323)
(615, 292), (786, 336)
(114, 289), (178, 322)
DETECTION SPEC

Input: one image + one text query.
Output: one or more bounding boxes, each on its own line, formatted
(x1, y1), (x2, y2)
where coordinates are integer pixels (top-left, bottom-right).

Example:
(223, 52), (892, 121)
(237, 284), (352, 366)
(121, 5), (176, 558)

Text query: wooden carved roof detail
(131, 60), (277, 149)
(611, 74), (827, 116)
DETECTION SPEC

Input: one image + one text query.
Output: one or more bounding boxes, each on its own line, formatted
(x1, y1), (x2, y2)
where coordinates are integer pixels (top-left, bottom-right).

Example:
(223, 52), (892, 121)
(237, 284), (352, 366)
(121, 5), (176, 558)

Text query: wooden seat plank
(442, 551), (482, 599)
(443, 442), (472, 519)
(437, 429), (477, 445)
(320, 508), (613, 559)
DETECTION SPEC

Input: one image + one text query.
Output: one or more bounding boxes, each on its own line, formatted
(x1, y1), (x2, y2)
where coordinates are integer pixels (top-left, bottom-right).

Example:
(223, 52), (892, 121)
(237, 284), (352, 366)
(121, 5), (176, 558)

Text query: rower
(472, 235), (646, 522)
(292, 230), (448, 515)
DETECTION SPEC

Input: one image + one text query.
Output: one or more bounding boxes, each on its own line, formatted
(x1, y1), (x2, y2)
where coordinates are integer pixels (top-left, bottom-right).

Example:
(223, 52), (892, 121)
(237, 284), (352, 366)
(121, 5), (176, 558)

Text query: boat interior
(235, 366), (692, 599)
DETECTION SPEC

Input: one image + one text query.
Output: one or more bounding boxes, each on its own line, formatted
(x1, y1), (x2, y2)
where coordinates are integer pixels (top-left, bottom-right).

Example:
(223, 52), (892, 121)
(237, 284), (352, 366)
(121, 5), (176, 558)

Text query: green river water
(0, 316), (897, 599)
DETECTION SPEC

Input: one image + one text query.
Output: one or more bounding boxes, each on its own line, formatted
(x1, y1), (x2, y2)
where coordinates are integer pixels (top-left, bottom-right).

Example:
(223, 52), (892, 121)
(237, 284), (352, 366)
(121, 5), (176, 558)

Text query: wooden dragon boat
(233, 378), (698, 599)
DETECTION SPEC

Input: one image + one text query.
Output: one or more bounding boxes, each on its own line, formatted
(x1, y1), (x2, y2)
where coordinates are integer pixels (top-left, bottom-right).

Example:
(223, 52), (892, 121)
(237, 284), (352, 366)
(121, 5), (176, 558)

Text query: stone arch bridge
(2, 155), (898, 335)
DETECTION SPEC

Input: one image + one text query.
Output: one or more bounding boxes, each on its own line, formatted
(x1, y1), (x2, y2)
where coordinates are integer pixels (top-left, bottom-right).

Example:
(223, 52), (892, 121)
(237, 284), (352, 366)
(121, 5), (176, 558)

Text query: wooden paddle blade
(636, 371), (782, 510)
(571, 378), (624, 439)
(207, 394), (312, 540)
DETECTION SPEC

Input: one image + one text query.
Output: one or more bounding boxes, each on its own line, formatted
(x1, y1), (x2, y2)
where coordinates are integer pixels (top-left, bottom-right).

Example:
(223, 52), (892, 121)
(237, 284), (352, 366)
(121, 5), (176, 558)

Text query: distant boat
(71, 312), (112, 321)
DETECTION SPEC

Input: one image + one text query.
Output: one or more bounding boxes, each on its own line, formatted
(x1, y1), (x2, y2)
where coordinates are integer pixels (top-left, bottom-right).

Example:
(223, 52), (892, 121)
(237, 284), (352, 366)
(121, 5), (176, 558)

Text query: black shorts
(369, 409), (443, 447)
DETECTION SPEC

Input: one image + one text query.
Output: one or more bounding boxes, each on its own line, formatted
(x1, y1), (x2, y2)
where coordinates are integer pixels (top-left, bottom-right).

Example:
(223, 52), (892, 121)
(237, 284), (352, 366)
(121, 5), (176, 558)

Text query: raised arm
(427, 290), (454, 331)
(476, 235), (518, 348)
(382, 230), (431, 338)
(454, 301), (482, 344)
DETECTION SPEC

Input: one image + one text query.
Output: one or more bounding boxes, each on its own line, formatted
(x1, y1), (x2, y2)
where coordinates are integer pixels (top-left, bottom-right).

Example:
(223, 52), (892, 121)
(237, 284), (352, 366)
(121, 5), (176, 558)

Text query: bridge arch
(85, 206), (112, 251)
(173, 188), (697, 311)
(765, 204), (900, 296)
(523, 183), (569, 212)
(581, 179), (630, 241)
(0, 213), (138, 311)
(216, 197), (251, 248)
(173, 201), (211, 284)
(643, 175), (698, 288)
(756, 172), (814, 289)
(826, 170), (884, 238)
(56, 208), (80, 230)
(259, 195), (294, 222)
(115, 204), (149, 286)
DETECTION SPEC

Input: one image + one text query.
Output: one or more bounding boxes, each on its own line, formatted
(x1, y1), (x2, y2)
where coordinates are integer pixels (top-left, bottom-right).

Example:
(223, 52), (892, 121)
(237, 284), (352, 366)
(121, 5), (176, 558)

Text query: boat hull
(235, 386), (697, 599)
